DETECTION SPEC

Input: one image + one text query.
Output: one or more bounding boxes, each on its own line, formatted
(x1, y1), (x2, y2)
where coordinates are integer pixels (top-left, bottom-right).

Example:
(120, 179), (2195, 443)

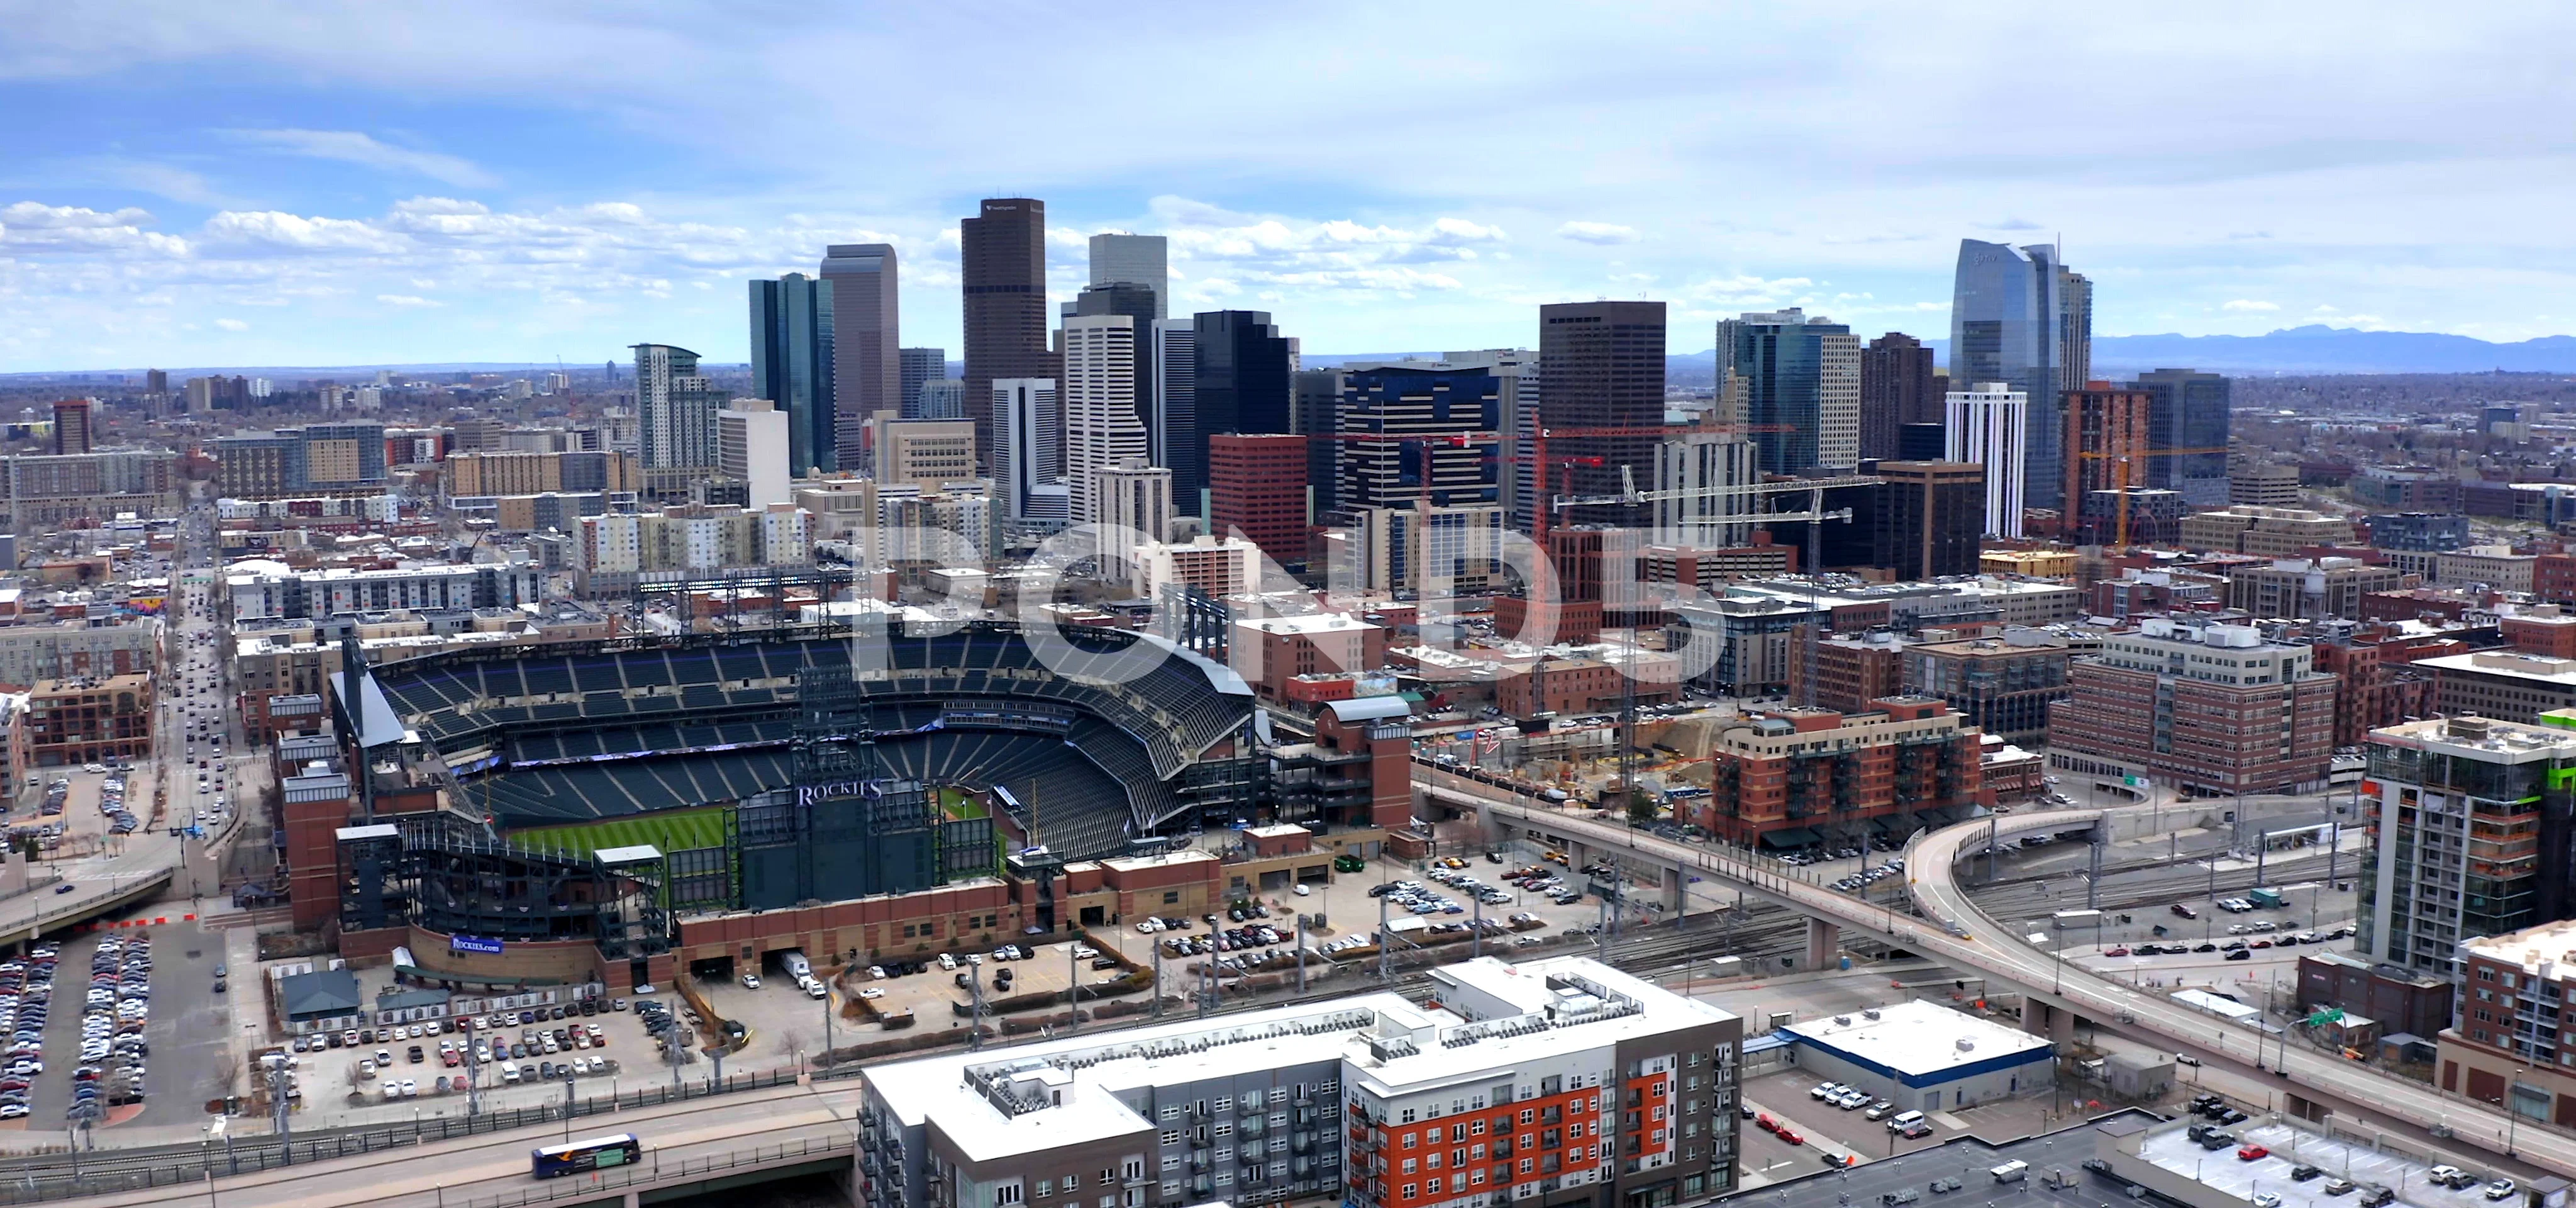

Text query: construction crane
(2074, 447), (2230, 546)
(1516, 423), (1790, 539)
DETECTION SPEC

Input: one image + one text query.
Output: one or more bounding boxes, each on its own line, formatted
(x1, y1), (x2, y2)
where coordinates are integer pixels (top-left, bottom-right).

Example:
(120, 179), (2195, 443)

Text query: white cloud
(2222, 299), (2280, 311)
(376, 294), (440, 308)
(199, 210), (408, 255)
(1555, 221), (1638, 245)
(213, 318), (247, 331)
(0, 201), (189, 254)
(221, 129), (497, 187)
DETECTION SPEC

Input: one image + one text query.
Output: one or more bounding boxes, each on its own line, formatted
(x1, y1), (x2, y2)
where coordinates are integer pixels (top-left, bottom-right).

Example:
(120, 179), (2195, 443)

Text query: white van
(1886, 1110), (1926, 1134)
(500, 1061), (522, 1085)
(1990, 1161), (2028, 1184)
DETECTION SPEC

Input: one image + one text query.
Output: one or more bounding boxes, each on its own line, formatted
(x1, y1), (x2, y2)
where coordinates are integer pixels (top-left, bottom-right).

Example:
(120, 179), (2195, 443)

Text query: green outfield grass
(514, 805), (729, 857)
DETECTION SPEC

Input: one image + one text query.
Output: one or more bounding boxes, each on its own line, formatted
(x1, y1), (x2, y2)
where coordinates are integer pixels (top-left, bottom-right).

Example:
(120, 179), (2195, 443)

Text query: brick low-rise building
(2046, 618), (2337, 795)
(1689, 696), (1983, 849)
(24, 673), (153, 766)
(2441, 920), (2576, 1127)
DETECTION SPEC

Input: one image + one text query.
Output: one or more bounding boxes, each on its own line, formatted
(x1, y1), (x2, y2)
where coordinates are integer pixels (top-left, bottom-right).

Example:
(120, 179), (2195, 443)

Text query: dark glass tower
(1188, 310), (1295, 506)
(1859, 332), (1938, 462)
(898, 347), (945, 419)
(2130, 367), (2233, 507)
(1950, 240), (2068, 513)
(749, 273), (836, 476)
(961, 199), (1055, 469)
(1540, 300), (1665, 527)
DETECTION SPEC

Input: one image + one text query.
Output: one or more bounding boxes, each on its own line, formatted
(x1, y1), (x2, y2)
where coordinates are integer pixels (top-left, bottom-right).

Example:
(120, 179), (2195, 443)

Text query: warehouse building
(1777, 1000), (2051, 1112)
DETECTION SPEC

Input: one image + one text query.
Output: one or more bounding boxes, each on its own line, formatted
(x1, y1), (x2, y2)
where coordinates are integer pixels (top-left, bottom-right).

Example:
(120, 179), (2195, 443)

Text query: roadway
(1424, 771), (2576, 1178)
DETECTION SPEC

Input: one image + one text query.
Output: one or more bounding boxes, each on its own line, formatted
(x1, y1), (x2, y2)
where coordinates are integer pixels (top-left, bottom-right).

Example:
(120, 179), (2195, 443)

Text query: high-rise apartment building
(2356, 715), (2576, 982)
(2129, 368), (2232, 506)
(50, 400), (91, 456)
(852, 956), (1744, 1208)
(633, 344), (726, 471)
(1943, 383), (2027, 538)
(715, 400), (791, 508)
(1087, 233), (1168, 319)
(992, 378), (1066, 538)
(2045, 618), (2338, 794)
(1870, 461), (1984, 580)
(1334, 363), (1501, 513)
(2061, 382), (2153, 542)
(897, 347), (946, 420)
(1189, 311), (1295, 512)
(1062, 315), (1148, 525)
(1858, 333), (1937, 462)
(962, 199), (1054, 468)
(748, 272), (836, 476)
(1950, 240), (2069, 512)
(820, 244), (898, 473)
(1541, 301), (1665, 527)
(1715, 308), (1859, 474)
(1094, 459), (1172, 568)
(1653, 432), (1758, 547)
(1208, 433), (1309, 570)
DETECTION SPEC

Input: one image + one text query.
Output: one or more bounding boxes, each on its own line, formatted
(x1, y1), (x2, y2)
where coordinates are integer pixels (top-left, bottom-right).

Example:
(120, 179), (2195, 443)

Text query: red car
(2238, 1144), (2269, 1161)
(1755, 1114), (1779, 1133)
(2104, 947), (2131, 957)
(1777, 1129), (1804, 1146)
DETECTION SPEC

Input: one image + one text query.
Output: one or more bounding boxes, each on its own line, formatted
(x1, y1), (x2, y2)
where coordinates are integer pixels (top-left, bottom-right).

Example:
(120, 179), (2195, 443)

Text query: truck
(2051, 909), (2103, 929)
(777, 949), (811, 982)
(2248, 888), (2284, 910)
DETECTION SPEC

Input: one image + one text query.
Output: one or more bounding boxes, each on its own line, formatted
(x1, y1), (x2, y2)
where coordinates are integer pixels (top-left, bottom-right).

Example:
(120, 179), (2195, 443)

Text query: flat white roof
(2418, 651), (2576, 686)
(1779, 998), (2048, 1077)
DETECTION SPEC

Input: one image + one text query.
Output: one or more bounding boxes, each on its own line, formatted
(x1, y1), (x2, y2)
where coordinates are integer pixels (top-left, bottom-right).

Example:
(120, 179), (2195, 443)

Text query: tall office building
(1334, 362), (1502, 513)
(2058, 267), (2093, 388)
(51, 400), (92, 456)
(1540, 300), (1665, 526)
(1443, 349), (1540, 532)
(1087, 233), (1167, 319)
(1653, 432), (1760, 547)
(1189, 310), (1295, 512)
(1072, 284), (1165, 498)
(1094, 459), (1172, 564)
(632, 344), (726, 471)
(1208, 433), (1309, 569)
(1870, 461), (1985, 580)
(1153, 318), (1196, 503)
(1858, 333), (1938, 462)
(992, 379), (1065, 537)
(1060, 315), (1147, 525)
(1944, 382), (2027, 538)
(961, 199), (1053, 468)
(2061, 382), (2153, 542)
(1715, 308), (1860, 474)
(897, 347), (946, 419)
(748, 272), (836, 476)
(1950, 240), (2069, 512)
(716, 399), (792, 508)
(914, 379), (964, 420)
(2046, 618), (2336, 795)
(2130, 367), (2233, 506)
(820, 244), (899, 473)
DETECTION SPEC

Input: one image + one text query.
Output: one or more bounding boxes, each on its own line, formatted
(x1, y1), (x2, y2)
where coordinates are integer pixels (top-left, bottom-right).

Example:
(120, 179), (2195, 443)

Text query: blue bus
(532, 1133), (642, 1178)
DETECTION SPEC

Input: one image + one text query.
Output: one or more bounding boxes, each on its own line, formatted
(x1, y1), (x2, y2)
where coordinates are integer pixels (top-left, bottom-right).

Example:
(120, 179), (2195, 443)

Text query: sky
(1, 2), (2573, 372)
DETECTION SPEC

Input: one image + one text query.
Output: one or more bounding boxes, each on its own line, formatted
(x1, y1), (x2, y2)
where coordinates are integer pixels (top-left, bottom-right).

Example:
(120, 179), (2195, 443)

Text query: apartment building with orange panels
(1689, 697), (1984, 850)
(853, 956), (1742, 1208)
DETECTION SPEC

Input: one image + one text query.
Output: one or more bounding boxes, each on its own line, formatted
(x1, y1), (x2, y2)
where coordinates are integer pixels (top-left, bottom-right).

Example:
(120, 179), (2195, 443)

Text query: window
(1402, 1186), (1418, 1200)
(1214, 1124), (1233, 1138)
(1518, 1109), (1535, 1125)
(1159, 1105), (1180, 1122)
(1518, 1159), (1534, 1174)
(1427, 1152), (1441, 1169)
(1123, 1159), (1144, 1182)
(997, 1187), (1024, 1207)
(1401, 1132), (1416, 1149)
(1158, 1132), (1180, 1147)
(1470, 1120), (1487, 1136)
(1064, 1175), (1079, 1192)
(1162, 891), (1179, 905)
(1402, 1108), (1418, 1124)
(1160, 1156), (1178, 1172)
(1037, 1182), (1053, 1198)
(1428, 1178), (1445, 1195)
(1404, 1159), (1419, 1175)
(1160, 1183), (1179, 1199)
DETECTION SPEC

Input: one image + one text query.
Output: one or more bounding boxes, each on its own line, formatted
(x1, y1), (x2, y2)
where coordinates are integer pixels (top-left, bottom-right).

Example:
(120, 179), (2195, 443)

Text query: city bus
(532, 1133), (643, 1179)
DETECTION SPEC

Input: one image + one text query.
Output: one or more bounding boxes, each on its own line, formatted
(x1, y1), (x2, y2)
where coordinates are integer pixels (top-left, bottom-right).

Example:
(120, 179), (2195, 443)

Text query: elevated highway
(0, 835), (180, 949)
(1424, 769), (2575, 1177)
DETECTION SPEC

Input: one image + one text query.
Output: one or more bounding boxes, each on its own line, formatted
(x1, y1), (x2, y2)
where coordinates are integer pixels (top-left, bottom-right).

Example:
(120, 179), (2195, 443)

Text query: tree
(1625, 791), (1657, 828)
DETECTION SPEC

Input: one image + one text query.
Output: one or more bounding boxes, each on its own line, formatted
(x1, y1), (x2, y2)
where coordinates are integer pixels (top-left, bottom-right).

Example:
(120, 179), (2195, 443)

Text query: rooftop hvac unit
(1862, 1009), (1880, 1021)
(1955, 1037), (1975, 1052)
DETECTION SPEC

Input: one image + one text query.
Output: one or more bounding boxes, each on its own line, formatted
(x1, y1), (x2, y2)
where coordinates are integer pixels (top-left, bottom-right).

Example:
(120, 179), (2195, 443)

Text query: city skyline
(2, 6), (2572, 370)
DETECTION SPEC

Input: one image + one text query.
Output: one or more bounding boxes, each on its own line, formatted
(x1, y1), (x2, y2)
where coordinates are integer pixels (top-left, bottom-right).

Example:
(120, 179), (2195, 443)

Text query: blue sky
(2, 2), (2572, 371)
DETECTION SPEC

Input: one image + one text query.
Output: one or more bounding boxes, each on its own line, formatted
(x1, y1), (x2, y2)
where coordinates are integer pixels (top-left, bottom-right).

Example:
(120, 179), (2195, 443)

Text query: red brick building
(2504, 609), (2576, 659)
(1687, 697), (1984, 847)
(1230, 612), (1386, 702)
(1787, 629), (1905, 713)
(24, 673), (153, 767)
(2536, 553), (2576, 604)
(2047, 620), (2338, 795)
(1208, 433), (1311, 569)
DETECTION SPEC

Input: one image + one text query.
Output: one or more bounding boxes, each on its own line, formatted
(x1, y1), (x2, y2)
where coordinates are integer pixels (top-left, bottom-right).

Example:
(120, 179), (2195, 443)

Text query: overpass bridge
(1423, 769), (2576, 1178)
(0, 834), (182, 950)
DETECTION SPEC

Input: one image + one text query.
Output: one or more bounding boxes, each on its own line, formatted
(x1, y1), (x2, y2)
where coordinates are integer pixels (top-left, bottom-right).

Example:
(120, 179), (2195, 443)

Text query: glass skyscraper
(749, 273), (835, 476)
(2129, 367), (2233, 507)
(1950, 240), (2068, 514)
(1716, 307), (1859, 474)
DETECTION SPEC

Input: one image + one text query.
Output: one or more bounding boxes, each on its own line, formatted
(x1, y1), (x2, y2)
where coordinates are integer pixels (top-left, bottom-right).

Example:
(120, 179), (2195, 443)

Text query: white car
(858, 988), (885, 1000)
(740, 973), (761, 990)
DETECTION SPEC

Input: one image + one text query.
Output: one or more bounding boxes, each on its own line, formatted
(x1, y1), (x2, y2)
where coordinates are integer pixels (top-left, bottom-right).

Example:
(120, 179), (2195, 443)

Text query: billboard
(450, 934), (505, 955)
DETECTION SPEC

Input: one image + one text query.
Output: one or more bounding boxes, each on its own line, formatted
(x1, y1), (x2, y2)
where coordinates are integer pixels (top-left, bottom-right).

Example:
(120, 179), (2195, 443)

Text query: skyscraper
(2130, 367), (2233, 506)
(820, 244), (899, 473)
(2058, 267), (2093, 388)
(1087, 233), (1168, 320)
(1540, 300), (1665, 526)
(1292, 368), (1343, 518)
(716, 399), (792, 508)
(1060, 315), (1146, 524)
(1072, 283), (1164, 487)
(1950, 240), (2068, 513)
(632, 344), (726, 471)
(993, 378), (1066, 537)
(748, 272), (836, 476)
(961, 199), (1053, 469)
(1208, 433), (1310, 569)
(898, 347), (946, 419)
(1445, 349), (1541, 532)
(1333, 362), (1502, 513)
(1715, 308), (1860, 474)
(2061, 381), (2153, 541)
(1858, 333), (1938, 462)
(1870, 461), (1985, 579)
(1653, 432), (1759, 547)
(1944, 382), (2027, 538)
(1153, 318), (1196, 503)
(1188, 311), (1295, 512)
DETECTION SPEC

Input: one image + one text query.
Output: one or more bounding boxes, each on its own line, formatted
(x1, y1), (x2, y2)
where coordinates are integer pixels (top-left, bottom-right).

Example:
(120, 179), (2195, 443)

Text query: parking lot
(4, 916), (231, 1133)
(274, 994), (628, 1112)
